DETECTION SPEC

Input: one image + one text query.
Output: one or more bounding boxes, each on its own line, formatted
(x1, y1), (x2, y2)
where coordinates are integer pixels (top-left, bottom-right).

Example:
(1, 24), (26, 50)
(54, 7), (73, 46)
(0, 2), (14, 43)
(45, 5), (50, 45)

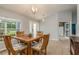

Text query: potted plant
(28, 33), (32, 37)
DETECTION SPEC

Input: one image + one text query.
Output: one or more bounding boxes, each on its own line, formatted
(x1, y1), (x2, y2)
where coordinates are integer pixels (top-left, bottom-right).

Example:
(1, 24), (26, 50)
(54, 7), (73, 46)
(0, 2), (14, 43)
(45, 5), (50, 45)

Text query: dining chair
(16, 31), (25, 43)
(35, 31), (43, 43)
(4, 35), (27, 55)
(16, 31), (24, 37)
(37, 31), (43, 37)
(32, 34), (49, 55)
(32, 31), (44, 46)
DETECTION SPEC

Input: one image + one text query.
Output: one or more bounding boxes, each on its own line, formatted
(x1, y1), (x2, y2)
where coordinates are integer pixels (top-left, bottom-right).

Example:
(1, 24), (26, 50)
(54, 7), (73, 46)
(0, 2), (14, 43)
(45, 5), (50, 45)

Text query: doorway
(58, 22), (70, 40)
(29, 21), (39, 37)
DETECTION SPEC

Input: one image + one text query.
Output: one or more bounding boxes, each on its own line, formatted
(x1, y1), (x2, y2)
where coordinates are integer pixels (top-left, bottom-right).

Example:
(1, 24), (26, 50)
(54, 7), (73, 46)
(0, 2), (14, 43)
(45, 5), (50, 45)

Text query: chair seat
(4, 35), (27, 55)
(13, 44), (27, 53)
(32, 42), (42, 51)
(32, 41), (39, 46)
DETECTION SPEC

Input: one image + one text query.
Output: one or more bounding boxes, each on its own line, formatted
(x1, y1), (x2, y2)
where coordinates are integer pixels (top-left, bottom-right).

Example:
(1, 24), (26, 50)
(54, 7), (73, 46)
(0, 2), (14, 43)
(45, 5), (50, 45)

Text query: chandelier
(32, 6), (38, 15)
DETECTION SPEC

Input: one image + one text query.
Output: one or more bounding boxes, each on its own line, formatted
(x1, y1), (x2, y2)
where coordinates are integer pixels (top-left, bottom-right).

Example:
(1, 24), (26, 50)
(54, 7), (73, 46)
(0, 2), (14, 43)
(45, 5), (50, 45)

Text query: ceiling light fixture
(32, 6), (38, 15)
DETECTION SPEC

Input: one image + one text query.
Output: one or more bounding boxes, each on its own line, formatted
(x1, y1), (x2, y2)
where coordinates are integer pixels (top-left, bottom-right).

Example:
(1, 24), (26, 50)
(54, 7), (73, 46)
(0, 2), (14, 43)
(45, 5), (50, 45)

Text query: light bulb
(32, 6), (38, 14)
(32, 6), (35, 13)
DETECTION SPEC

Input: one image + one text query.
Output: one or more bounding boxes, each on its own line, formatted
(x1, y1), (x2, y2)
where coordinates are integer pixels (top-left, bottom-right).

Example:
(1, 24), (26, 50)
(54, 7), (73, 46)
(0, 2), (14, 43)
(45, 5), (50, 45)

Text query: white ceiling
(0, 4), (77, 20)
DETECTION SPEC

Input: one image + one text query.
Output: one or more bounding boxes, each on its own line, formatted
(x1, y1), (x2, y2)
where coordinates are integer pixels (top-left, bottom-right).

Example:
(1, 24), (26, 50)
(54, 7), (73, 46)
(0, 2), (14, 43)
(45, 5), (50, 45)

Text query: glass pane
(0, 19), (20, 50)
(16, 22), (20, 31)
(0, 23), (5, 28)
(0, 22), (5, 36)
(7, 22), (16, 36)
(0, 22), (5, 50)
(7, 22), (11, 28)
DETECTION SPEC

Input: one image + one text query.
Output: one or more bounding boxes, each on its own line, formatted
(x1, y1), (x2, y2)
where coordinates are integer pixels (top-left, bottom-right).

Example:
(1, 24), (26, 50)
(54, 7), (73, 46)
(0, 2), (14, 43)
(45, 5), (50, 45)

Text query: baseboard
(50, 37), (69, 41)
(50, 38), (60, 41)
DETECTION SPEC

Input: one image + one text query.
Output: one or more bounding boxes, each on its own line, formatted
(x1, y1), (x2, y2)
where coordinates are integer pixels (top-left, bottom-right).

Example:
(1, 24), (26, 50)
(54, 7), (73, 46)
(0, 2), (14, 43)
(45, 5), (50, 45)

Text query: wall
(0, 8), (37, 34)
(57, 11), (72, 22)
(57, 11), (72, 36)
(40, 11), (72, 40)
(40, 14), (59, 40)
(0, 7), (73, 40)
(72, 12), (77, 24)
(76, 5), (79, 36)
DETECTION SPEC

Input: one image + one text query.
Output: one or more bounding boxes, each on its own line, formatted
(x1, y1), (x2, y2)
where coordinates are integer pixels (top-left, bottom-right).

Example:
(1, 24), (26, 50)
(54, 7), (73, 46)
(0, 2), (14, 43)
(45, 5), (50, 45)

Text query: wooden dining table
(14, 35), (44, 55)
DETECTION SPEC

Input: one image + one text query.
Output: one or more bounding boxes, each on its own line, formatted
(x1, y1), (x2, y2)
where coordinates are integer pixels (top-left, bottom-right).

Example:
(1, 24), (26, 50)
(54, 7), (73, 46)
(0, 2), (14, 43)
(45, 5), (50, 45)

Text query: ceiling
(0, 4), (77, 20)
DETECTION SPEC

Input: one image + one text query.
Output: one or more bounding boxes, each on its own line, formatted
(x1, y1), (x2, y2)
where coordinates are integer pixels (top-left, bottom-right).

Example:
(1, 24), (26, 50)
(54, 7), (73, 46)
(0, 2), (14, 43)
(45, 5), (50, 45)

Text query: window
(0, 21), (17, 36)
(7, 22), (16, 36)
(0, 18), (21, 50)
(0, 21), (20, 37)
(0, 22), (5, 36)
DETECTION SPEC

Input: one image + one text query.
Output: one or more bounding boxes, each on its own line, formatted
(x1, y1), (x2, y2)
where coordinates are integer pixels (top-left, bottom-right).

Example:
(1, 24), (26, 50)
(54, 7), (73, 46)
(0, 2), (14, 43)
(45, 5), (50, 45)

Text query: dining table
(13, 35), (44, 55)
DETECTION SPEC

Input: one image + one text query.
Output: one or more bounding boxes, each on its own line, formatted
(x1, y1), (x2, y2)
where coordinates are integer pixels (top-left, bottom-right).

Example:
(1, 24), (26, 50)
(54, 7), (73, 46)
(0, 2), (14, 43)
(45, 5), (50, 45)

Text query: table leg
(27, 42), (32, 55)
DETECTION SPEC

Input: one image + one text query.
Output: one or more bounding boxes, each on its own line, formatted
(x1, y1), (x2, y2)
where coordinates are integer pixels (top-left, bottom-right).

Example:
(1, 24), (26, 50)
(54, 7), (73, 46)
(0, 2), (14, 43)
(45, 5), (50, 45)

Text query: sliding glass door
(0, 22), (5, 42)
(7, 22), (16, 36)
(0, 22), (5, 36)
(0, 21), (16, 36)
(0, 20), (20, 50)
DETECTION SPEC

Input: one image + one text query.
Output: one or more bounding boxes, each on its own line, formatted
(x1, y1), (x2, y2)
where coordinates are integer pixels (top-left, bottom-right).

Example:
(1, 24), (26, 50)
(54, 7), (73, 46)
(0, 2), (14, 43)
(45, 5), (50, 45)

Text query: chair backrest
(4, 35), (15, 54)
(16, 31), (24, 37)
(41, 34), (49, 50)
(37, 31), (43, 37)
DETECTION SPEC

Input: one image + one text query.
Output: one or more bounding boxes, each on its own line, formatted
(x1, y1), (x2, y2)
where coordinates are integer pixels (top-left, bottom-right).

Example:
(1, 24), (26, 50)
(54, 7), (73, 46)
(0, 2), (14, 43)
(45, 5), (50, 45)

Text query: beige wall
(76, 5), (79, 36)
(40, 11), (72, 40)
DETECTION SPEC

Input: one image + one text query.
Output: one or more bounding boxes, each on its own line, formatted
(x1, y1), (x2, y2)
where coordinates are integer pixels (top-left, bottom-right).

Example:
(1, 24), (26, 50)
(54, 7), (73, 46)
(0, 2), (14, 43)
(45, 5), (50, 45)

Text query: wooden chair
(32, 34), (49, 55)
(16, 31), (25, 43)
(16, 31), (24, 37)
(3, 35), (27, 55)
(37, 31), (43, 37)
(35, 31), (43, 43)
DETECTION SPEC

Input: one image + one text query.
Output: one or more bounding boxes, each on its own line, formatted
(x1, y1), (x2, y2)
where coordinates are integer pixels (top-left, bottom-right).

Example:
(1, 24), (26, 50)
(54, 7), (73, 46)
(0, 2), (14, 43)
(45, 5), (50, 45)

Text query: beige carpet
(0, 39), (70, 55)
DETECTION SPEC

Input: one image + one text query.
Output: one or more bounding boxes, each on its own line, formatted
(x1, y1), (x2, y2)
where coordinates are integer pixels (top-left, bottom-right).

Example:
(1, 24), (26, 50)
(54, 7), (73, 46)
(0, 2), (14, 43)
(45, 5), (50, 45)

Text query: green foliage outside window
(0, 21), (16, 37)
(7, 22), (16, 36)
